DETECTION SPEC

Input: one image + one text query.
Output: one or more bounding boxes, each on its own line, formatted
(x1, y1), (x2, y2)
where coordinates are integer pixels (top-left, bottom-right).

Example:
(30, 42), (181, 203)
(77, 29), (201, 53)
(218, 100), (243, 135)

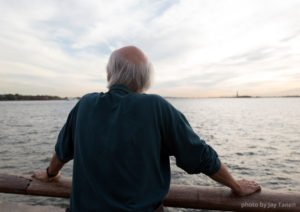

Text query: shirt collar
(109, 84), (134, 94)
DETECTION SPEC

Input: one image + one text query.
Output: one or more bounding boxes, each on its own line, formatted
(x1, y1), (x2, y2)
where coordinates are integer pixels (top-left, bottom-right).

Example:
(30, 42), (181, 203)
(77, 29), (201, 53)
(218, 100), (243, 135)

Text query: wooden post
(164, 184), (300, 212)
(0, 173), (299, 211)
(0, 173), (71, 198)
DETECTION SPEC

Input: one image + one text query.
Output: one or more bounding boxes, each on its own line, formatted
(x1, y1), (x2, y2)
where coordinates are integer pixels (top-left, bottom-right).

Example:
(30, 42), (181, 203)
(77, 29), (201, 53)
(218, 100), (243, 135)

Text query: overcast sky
(0, 0), (299, 97)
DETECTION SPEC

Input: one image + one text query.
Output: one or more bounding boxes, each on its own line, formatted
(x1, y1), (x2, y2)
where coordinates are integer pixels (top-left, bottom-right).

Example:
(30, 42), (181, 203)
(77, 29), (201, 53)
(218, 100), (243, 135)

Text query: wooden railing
(0, 173), (299, 211)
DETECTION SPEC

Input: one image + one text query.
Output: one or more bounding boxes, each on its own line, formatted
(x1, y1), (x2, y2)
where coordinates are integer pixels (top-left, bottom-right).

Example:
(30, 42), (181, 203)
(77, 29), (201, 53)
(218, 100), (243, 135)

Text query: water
(1, 98), (300, 211)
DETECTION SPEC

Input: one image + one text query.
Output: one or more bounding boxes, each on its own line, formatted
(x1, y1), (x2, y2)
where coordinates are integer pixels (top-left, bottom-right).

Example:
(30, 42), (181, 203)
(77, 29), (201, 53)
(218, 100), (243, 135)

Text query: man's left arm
(32, 102), (79, 181)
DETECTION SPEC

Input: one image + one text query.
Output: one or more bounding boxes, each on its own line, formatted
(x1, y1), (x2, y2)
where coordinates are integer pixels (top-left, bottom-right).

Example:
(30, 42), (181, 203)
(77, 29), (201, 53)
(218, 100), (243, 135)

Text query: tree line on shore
(0, 94), (68, 101)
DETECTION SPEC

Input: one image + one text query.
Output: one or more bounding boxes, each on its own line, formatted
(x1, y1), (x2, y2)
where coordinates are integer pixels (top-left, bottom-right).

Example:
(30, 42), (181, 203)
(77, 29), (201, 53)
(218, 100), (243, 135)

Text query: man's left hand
(32, 170), (61, 182)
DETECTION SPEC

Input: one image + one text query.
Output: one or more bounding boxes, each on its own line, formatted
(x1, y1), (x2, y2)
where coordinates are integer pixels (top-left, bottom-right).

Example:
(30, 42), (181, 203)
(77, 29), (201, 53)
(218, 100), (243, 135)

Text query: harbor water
(0, 97), (300, 211)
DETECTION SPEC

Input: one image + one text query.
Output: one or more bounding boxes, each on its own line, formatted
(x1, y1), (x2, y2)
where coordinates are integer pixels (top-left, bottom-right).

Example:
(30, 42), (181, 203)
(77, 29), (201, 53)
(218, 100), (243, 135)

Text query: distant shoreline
(0, 94), (71, 101)
(1, 93), (299, 101)
(165, 95), (300, 99)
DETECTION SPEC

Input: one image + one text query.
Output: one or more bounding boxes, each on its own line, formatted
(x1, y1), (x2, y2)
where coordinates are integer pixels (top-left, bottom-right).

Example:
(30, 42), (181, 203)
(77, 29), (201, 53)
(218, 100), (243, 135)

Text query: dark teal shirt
(55, 84), (220, 212)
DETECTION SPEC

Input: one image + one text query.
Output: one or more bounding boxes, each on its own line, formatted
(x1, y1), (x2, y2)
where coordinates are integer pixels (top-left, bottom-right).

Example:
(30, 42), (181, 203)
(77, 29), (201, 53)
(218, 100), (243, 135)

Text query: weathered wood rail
(0, 173), (299, 211)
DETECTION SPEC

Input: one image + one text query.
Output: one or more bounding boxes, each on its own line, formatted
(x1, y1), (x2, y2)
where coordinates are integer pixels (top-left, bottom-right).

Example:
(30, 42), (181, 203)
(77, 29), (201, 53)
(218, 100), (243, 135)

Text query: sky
(0, 0), (300, 97)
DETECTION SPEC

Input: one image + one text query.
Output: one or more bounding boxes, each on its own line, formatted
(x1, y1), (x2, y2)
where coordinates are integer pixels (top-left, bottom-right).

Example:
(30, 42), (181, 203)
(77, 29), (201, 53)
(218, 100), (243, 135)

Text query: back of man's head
(106, 46), (153, 93)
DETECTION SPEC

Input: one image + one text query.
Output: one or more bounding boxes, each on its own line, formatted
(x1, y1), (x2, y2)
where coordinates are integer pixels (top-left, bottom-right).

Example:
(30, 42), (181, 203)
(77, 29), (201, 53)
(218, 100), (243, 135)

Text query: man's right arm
(158, 97), (261, 196)
(209, 162), (261, 196)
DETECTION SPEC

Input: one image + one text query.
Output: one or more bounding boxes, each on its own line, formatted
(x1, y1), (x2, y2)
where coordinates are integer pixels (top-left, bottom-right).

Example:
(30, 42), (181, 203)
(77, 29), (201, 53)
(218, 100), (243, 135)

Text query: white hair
(106, 51), (153, 93)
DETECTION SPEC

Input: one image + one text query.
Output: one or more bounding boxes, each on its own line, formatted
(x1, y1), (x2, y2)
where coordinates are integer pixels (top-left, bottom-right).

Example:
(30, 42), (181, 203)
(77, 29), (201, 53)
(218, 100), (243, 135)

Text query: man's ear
(107, 73), (111, 81)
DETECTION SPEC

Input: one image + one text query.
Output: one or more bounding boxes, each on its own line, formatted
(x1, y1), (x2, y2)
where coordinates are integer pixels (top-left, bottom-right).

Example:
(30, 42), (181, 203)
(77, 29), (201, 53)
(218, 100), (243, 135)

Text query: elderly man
(33, 46), (261, 212)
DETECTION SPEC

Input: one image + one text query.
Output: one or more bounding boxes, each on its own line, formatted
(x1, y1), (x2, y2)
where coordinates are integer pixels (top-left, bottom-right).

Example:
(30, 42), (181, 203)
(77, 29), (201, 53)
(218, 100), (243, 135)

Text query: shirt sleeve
(161, 100), (221, 176)
(55, 102), (79, 163)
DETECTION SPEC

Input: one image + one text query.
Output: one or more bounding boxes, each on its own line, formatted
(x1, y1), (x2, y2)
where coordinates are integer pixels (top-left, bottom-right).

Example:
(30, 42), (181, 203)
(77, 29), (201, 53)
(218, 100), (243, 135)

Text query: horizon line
(1, 93), (300, 100)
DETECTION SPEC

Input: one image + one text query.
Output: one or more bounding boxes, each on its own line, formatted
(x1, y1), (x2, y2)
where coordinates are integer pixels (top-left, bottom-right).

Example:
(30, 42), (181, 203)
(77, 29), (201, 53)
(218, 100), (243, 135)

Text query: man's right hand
(210, 162), (261, 196)
(232, 179), (261, 196)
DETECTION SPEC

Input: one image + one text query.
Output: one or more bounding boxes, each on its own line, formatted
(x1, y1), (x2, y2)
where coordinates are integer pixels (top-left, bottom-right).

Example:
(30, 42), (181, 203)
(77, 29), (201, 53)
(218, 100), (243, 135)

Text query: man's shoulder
(75, 92), (106, 109)
(137, 93), (175, 111)
(138, 93), (168, 104)
(80, 92), (104, 101)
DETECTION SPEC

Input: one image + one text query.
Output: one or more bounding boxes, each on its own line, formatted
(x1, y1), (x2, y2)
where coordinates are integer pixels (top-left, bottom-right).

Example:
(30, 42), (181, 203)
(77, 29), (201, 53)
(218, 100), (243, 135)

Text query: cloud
(0, 0), (300, 97)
